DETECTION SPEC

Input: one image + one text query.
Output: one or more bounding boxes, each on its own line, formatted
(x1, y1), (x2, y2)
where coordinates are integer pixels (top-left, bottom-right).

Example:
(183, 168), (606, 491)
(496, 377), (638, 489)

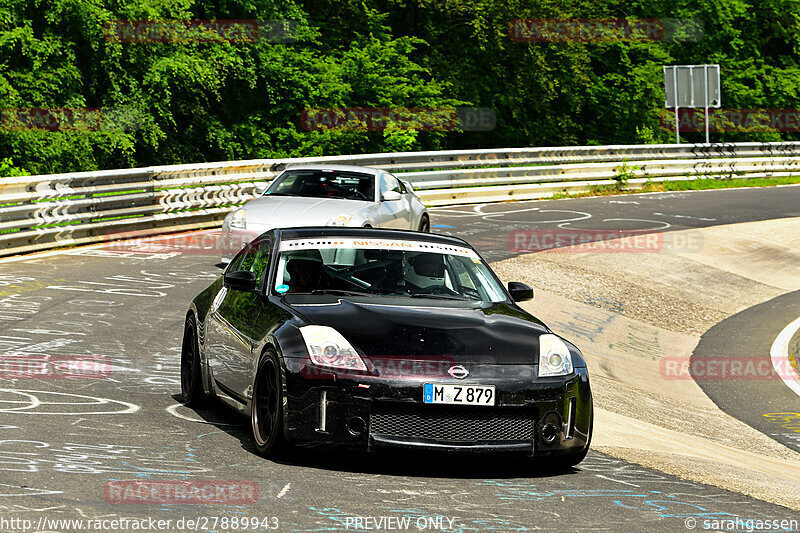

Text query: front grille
(370, 403), (534, 443)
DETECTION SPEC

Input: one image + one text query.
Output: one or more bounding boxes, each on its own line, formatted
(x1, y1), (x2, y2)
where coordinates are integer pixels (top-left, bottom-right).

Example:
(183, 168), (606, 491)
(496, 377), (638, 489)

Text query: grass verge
(549, 175), (800, 200)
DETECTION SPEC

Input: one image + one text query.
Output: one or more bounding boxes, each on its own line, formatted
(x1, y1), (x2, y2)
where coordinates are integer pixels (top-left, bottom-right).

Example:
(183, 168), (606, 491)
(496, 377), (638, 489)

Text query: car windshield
(266, 170), (374, 201)
(274, 237), (508, 303)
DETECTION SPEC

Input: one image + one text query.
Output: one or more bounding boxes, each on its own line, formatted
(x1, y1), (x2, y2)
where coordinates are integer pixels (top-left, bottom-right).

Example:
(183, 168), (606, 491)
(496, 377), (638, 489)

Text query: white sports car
(220, 164), (429, 262)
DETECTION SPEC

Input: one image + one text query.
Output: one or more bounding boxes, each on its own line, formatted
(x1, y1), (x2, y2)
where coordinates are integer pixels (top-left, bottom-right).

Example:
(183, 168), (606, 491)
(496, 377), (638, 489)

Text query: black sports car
(180, 227), (592, 467)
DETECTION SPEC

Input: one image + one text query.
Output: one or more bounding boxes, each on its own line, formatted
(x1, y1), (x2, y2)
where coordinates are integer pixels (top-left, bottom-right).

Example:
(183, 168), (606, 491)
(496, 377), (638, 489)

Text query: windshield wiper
(409, 293), (469, 300)
(311, 289), (376, 297)
(320, 194), (357, 200)
(264, 192), (299, 196)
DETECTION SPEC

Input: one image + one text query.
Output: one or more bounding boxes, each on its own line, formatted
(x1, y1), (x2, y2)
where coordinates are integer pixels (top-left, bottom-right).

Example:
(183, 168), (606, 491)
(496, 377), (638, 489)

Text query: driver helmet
(405, 253), (446, 289)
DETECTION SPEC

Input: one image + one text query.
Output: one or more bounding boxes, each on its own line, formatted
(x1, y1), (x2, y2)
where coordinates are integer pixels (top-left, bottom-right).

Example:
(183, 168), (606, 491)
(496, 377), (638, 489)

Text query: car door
(398, 179), (425, 229)
(206, 236), (273, 400)
(376, 173), (412, 228)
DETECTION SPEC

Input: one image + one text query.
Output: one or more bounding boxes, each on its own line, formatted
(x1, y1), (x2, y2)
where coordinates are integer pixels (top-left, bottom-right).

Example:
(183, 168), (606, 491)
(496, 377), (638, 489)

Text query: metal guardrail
(2, 141), (800, 257)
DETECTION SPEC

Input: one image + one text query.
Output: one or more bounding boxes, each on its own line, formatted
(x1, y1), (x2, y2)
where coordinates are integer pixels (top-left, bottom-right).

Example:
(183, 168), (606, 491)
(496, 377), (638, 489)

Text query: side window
(379, 174), (402, 195)
(226, 246), (250, 273)
(229, 239), (272, 284)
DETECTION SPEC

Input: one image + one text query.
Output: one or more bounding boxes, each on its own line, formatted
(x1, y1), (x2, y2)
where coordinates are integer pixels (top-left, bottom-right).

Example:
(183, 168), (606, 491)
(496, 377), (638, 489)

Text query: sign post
(664, 64), (721, 144)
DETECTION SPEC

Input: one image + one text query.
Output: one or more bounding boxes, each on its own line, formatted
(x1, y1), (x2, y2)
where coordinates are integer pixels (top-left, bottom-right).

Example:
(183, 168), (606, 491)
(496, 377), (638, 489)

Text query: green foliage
(1, 0), (799, 174)
(383, 127), (419, 153)
(634, 125), (663, 144)
(0, 156), (28, 176)
(613, 160), (641, 190)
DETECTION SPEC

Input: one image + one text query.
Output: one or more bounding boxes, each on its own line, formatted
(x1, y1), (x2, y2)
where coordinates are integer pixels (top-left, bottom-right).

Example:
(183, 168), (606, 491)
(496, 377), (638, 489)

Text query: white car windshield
(274, 237), (507, 302)
(266, 170), (374, 201)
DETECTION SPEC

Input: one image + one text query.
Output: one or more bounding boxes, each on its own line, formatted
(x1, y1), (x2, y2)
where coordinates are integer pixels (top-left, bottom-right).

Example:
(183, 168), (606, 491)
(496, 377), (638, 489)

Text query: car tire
(180, 316), (208, 406)
(418, 216), (430, 232)
(251, 350), (286, 457)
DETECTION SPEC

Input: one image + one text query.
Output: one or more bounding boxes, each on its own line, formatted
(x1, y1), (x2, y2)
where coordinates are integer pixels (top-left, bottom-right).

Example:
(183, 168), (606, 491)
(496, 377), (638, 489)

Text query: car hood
(288, 299), (548, 365)
(243, 196), (370, 227)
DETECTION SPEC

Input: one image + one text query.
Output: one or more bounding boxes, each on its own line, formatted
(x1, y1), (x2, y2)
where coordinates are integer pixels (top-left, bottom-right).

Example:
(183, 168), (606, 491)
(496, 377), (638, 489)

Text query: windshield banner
(279, 237), (480, 259)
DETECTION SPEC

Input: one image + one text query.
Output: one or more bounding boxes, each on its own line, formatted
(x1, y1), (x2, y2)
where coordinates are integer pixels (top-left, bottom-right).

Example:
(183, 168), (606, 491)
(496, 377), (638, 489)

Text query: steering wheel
(325, 189), (368, 201)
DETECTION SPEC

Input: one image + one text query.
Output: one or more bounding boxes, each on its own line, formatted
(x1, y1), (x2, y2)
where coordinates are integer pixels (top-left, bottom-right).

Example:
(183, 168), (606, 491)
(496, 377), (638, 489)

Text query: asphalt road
(691, 290), (800, 454)
(0, 185), (799, 532)
(428, 184), (800, 261)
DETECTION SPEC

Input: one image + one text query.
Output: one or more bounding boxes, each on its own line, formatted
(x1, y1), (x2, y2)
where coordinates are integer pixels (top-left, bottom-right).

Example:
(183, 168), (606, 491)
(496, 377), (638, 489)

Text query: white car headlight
(538, 334), (573, 377)
(326, 214), (354, 226)
(230, 208), (247, 229)
(299, 325), (367, 371)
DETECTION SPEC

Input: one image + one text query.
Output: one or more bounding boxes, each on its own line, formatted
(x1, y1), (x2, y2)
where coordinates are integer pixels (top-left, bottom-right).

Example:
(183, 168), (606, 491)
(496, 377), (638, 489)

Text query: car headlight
(538, 334), (573, 377)
(229, 208), (246, 229)
(299, 325), (367, 371)
(326, 214), (354, 226)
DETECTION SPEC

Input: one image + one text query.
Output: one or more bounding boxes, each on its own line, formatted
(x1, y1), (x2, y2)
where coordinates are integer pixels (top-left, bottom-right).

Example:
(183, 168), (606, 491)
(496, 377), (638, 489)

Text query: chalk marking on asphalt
(482, 207), (593, 224)
(476, 204), (541, 216)
(0, 483), (64, 497)
(595, 475), (641, 488)
(770, 316), (800, 398)
(535, 210), (593, 223)
(277, 483), (291, 498)
(165, 403), (240, 426)
(0, 244), (107, 264)
(597, 218), (672, 230)
(0, 389), (139, 415)
(0, 229), (216, 265)
(427, 208), (482, 216)
(436, 204), (594, 225)
(653, 212), (716, 222)
(11, 328), (86, 336)
(196, 431), (225, 438)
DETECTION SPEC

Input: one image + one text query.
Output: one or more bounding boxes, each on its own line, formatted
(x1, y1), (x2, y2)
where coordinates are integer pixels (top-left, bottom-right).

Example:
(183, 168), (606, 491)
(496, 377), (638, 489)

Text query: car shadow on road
(273, 449), (582, 479)
(175, 394), (582, 480)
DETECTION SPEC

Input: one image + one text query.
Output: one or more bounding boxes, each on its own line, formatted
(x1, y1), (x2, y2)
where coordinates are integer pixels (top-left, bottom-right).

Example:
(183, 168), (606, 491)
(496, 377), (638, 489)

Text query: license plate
(423, 384), (495, 406)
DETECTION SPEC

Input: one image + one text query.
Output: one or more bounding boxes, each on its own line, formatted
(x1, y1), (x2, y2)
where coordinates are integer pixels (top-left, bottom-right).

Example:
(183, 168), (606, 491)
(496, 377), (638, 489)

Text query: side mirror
(508, 281), (533, 302)
(253, 182), (269, 195)
(381, 190), (402, 202)
(224, 270), (257, 292)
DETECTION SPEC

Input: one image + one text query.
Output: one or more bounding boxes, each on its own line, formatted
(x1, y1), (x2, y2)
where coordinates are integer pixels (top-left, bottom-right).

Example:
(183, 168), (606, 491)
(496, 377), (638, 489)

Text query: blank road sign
(664, 65), (721, 108)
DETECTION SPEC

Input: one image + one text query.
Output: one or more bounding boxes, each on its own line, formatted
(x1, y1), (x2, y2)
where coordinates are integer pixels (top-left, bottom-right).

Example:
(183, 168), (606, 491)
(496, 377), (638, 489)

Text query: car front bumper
(280, 360), (592, 457)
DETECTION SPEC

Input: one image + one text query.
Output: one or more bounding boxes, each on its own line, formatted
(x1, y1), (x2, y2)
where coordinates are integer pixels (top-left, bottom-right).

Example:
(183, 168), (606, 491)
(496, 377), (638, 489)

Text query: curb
(770, 316), (800, 398)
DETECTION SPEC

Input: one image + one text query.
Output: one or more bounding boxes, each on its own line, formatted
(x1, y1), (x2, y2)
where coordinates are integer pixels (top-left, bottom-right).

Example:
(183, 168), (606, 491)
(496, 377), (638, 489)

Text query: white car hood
(242, 196), (371, 229)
